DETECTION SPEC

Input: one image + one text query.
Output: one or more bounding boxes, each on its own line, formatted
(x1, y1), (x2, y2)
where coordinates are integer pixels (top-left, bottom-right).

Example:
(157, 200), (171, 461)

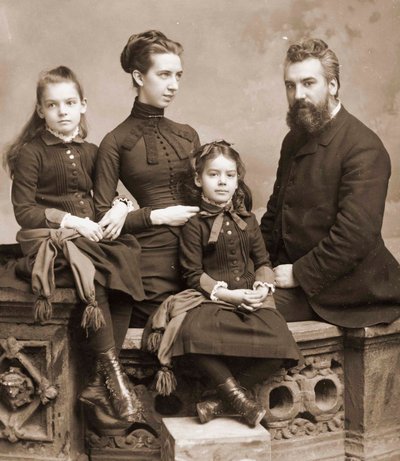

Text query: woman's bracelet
(210, 281), (228, 301)
(253, 281), (276, 293)
(112, 195), (135, 212)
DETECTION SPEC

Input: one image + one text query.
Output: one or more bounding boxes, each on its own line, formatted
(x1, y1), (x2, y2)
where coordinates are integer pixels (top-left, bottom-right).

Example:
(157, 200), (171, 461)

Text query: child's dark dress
(172, 200), (302, 365)
(11, 130), (144, 302)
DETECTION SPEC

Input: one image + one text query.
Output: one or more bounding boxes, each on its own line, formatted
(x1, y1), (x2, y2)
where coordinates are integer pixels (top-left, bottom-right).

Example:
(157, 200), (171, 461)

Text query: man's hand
(274, 264), (299, 288)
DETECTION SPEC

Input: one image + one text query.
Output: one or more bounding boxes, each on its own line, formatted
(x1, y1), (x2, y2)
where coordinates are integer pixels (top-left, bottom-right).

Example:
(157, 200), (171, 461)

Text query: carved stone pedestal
(0, 287), (87, 461)
(344, 319), (400, 461)
(263, 321), (345, 461)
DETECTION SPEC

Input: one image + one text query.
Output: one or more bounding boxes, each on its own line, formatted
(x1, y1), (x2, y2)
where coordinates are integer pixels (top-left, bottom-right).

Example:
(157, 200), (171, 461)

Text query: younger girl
(3, 66), (145, 430)
(147, 141), (303, 427)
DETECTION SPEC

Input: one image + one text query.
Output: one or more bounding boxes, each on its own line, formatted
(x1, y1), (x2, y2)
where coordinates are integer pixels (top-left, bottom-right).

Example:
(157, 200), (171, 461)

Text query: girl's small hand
(254, 285), (270, 303)
(150, 205), (200, 226)
(216, 288), (264, 309)
(99, 202), (129, 240)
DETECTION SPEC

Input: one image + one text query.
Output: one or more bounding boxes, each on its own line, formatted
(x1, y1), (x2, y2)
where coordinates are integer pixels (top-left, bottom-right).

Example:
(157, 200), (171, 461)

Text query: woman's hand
(150, 205), (200, 226)
(216, 288), (266, 311)
(63, 215), (104, 242)
(98, 202), (129, 240)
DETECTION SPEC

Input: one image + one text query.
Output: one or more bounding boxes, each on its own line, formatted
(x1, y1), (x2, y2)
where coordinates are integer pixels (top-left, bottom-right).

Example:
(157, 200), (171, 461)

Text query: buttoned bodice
(94, 100), (200, 233)
(12, 131), (97, 229)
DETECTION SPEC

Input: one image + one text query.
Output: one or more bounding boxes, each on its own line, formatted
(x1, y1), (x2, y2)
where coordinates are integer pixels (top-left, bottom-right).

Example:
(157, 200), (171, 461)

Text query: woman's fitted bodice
(118, 122), (190, 209)
(94, 99), (200, 234)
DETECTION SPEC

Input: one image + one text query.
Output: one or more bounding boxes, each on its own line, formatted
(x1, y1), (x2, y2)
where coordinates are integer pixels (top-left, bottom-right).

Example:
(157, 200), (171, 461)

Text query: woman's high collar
(131, 97), (164, 119)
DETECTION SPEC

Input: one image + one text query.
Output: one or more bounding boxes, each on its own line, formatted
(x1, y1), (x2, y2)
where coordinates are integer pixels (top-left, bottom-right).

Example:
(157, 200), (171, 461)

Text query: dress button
(74, 192), (81, 198)
(227, 230), (232, 235)
(72, 162), (76, 167)
(72, 171), (78, 176)
(225, 221), (230, 226)
(163, 146), (167, 150)
(166, 153), (169, 156)
(79, 200), (84, 205)
(66, 149), (71, 154)
(233, 269), (239, 274)
(69, 155), (74, 159)
(233, 259), (238, 264)
(235, 276), (240, 282)
(230, 249), (236, 255)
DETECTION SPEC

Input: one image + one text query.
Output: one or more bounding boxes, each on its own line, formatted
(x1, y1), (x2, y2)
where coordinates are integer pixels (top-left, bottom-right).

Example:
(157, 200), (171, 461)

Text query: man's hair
(285, 38), (340, 98)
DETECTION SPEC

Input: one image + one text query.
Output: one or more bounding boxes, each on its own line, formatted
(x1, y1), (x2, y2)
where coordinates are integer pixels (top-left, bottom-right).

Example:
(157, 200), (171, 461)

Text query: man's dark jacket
(261, 106), (400, 327)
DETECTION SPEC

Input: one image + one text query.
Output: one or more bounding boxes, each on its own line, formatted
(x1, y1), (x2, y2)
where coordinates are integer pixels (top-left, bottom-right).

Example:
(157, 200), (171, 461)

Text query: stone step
(160, 416), (270, 461)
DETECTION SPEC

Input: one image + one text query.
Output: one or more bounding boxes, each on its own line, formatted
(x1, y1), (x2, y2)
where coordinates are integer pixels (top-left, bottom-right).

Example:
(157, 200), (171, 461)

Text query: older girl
(93, 30), (200, 326)
(3, 66), (145, 429)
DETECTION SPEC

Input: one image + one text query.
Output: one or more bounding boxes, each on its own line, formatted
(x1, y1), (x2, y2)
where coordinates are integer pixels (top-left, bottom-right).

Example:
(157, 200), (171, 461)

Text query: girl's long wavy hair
(3, 66), (88, 178)
(180, 140), (253, 211)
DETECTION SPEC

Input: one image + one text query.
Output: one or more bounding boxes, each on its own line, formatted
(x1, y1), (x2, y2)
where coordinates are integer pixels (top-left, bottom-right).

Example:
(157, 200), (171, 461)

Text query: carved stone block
(344, 319), (400, 460)
(263, 321), (346, 461)
(160, 416), (270, 461)
(0, 287), (87, 461)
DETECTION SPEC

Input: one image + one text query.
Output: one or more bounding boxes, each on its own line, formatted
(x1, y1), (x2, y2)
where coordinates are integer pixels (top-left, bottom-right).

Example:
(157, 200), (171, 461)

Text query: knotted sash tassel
(34, 295), (53, 323)
(155, 366), (177, 396)
(81, 298), (106, 334)
(147, 329), (164, 353)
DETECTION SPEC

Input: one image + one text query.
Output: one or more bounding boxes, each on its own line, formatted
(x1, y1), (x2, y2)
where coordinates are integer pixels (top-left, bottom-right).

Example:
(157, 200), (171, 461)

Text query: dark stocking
(87, 283), (115, 354)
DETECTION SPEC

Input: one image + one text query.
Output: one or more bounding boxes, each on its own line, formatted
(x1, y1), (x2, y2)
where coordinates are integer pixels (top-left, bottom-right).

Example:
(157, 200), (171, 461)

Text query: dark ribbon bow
(199, 201), (250, 245)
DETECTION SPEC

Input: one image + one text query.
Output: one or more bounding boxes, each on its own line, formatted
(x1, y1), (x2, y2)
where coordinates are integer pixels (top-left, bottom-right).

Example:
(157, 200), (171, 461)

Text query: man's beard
(286, 99), (331, 135)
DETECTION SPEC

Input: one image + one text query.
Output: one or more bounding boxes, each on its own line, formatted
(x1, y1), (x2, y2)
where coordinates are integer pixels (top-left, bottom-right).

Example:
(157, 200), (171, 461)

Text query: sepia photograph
(0, 1), (399, 460)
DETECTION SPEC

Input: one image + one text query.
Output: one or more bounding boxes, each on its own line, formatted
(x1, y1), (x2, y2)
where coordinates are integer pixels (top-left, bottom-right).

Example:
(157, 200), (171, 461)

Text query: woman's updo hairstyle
(120, 30), (183, 88)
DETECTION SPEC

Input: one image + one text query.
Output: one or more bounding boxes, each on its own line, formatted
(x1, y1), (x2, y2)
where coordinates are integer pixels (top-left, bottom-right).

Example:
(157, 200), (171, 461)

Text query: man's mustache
(291, 100), (314, 110)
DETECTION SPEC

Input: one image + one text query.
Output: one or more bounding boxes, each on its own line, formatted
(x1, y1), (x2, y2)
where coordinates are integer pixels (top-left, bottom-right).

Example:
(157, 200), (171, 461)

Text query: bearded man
(260, 38), (400, 328)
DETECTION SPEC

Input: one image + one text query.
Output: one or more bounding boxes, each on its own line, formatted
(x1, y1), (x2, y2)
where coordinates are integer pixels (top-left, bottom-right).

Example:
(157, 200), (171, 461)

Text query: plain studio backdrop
(0, 0), (399, 259)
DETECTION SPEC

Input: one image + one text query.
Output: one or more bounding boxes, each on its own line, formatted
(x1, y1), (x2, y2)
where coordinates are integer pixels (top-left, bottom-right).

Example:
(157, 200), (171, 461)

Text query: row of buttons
(66, 149), (89, 215)
(224, 220), (241, 282)
(154, 127), (179, 203)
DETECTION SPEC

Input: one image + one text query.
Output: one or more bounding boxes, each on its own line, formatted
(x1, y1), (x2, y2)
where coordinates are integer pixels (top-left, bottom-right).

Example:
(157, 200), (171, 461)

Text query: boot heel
(196, 398), (224, 424)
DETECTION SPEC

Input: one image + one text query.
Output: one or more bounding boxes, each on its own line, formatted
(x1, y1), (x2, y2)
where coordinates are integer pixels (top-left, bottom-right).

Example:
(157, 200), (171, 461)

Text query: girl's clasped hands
(214, 285), (272, 312)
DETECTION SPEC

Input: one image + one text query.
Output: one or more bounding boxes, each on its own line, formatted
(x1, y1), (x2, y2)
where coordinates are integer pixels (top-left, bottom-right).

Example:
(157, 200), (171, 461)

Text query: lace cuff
(210, 281), (228, 301)
(112, 195), (135, 212)
(253, 280), (276, 293)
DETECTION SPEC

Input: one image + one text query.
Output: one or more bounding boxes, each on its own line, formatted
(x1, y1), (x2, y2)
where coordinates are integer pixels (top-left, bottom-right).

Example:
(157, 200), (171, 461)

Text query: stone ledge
(0, 287), (78, 304)
(288, 320), (342, 342)
(346, 317), (400, 339)
(122, 320), (343, 352)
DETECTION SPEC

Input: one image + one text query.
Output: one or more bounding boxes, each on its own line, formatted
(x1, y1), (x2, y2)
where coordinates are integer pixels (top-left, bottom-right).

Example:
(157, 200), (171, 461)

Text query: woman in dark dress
(94, 30), (200, 326)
